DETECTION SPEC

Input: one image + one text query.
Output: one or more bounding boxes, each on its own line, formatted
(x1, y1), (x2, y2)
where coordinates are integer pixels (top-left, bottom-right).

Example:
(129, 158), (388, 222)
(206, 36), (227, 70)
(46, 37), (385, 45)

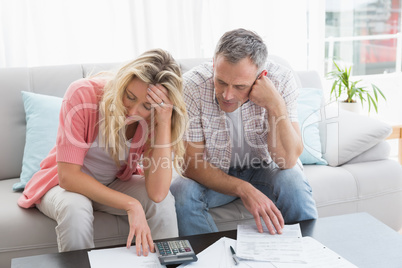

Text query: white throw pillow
(319, 105), (392, 167)
(345, 140), (391, 164)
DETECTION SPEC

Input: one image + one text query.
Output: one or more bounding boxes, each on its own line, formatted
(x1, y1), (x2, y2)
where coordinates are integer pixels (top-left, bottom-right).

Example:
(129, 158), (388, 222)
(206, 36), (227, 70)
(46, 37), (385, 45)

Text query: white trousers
(36, 175), (178, 252)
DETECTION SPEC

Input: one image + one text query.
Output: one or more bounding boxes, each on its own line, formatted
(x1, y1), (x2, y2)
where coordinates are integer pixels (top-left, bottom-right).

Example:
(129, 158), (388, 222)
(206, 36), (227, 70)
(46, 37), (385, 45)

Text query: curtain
(0, 0), (308, 69)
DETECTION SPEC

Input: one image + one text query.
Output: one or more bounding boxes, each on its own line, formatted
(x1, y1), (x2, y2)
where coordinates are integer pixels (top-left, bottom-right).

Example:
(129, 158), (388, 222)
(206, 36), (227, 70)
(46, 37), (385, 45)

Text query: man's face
(213, 55), (258, 113)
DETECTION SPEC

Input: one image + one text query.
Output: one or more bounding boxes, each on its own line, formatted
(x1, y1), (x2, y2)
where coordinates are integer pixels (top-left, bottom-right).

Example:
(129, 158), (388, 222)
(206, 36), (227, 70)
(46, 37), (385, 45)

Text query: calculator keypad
(155, 239), (197, 265)
(156, 240), (192, 256)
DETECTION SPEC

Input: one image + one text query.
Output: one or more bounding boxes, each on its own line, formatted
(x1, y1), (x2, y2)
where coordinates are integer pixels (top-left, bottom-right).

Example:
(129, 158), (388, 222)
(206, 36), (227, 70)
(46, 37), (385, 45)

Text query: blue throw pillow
(297, 88), (327, 165)
(13, 91), (63, 191)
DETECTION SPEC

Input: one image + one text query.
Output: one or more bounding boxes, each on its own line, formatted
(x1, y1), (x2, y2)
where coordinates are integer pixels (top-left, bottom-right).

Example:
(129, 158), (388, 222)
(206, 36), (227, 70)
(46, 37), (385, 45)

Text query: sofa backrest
(0, 56), (321, 180)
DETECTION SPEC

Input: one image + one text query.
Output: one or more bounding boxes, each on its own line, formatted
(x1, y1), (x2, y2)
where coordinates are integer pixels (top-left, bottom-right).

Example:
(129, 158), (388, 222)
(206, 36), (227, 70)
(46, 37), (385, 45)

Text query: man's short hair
(214, 28), (268, 73)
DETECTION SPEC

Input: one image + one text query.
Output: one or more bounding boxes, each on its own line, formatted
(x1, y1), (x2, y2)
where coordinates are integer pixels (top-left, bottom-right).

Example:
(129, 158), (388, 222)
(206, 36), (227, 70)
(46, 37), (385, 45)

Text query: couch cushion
(0, 178), (130, 267)
(82, 63), (121, 77)
(0, 68), (30, 180)
(13, 92), (62, 191)
(0, 178), (58, 266)
(208, 160), (402, 233)
(0, 65), (84, 181)
(342, 160), (402, 231)
(30, 65), (84, 97)
(304, 165), (358, 213)
(305, 160), (402, 231)
(296, 71), (323, 90)
(178, 58), (210, 74)
(209, 199), (254, 231)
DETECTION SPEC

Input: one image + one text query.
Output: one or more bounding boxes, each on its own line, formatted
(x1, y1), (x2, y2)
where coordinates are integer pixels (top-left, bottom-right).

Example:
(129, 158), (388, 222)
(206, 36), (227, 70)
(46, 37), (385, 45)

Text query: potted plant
(326, 60), (386, 113)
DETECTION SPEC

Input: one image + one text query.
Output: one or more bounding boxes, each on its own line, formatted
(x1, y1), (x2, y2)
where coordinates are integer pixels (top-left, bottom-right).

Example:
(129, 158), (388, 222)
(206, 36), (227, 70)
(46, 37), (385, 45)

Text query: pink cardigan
(18, 78), (147, 208)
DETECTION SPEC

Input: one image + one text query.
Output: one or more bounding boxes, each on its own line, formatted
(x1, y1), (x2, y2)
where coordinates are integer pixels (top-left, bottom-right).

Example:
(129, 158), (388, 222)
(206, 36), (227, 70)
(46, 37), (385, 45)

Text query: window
(325, 0), (402, 75)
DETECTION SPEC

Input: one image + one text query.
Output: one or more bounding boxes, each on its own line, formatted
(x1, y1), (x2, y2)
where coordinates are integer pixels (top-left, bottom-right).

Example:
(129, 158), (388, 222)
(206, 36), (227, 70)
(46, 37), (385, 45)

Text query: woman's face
(123, 78), (152, 124)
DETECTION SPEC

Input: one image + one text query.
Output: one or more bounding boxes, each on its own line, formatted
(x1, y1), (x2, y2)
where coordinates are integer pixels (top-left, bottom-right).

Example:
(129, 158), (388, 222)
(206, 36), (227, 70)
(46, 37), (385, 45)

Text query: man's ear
(212, 57), (215, 68)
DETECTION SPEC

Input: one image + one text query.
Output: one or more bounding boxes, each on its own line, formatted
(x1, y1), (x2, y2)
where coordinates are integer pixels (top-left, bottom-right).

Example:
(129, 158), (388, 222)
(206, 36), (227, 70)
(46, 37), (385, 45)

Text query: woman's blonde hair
(98, 49), (187, 176)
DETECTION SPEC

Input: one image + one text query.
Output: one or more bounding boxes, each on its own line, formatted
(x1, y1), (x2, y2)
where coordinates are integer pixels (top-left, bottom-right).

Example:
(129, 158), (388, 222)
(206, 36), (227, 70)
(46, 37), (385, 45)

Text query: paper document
(178, 237), (274, 268)
(237, 224), (305, 263)
(273, 237), (358, 268)
(88, 246), (165, 268)
(178, 233), (357, 268)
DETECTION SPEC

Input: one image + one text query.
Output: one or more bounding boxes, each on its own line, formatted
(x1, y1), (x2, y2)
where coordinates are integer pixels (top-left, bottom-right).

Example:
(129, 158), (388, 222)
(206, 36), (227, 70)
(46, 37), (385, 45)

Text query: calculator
(155, 239), (198, 265)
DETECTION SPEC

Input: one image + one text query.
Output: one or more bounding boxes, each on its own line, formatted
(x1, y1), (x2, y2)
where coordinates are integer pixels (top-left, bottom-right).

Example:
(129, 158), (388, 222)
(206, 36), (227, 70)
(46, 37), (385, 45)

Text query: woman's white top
(81, 135), (130, 185)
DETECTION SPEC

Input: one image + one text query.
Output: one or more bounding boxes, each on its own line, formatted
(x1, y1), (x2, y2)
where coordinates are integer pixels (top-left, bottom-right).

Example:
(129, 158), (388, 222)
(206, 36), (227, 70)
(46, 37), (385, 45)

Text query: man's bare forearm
(266, 104), (303, 169)
(183, 158), (247, 198)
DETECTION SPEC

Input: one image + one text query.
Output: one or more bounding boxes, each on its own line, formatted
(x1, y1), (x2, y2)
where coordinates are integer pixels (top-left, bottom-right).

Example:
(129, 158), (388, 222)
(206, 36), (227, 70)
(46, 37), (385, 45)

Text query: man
(171, 28), (317, 236)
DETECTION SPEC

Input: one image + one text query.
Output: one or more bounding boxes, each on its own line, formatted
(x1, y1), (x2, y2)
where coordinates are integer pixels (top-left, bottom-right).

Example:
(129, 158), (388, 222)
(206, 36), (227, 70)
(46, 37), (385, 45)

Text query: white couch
(1, 56), (402, 267)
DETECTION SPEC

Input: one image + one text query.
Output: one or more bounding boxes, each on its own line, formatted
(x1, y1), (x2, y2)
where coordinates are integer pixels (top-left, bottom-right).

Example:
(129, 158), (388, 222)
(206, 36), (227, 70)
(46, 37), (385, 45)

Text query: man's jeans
(170, 162), (318, 236)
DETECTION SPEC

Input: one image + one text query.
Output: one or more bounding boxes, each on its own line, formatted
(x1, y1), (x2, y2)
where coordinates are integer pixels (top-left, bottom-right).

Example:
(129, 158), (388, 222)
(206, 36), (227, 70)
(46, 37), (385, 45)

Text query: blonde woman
(18, 49), (187, 256)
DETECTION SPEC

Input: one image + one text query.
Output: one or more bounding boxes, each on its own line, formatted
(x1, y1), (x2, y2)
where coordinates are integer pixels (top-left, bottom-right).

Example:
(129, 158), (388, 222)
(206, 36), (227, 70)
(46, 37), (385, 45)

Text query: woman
(18, 49), (187, 256)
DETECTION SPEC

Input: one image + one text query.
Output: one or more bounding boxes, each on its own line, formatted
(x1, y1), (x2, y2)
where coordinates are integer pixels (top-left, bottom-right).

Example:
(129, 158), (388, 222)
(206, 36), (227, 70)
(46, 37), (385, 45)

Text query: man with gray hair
(171, 28), (317, 236)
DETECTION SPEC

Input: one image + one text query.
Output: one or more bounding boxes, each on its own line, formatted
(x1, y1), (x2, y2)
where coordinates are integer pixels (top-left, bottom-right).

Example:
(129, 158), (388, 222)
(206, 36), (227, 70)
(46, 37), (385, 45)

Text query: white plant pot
(338, 101), (362, 114)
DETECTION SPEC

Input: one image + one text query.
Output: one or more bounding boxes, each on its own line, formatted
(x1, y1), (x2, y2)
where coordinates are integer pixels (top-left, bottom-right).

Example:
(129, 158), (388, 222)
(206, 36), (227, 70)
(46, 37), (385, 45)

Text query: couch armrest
(386, 124), (402, 165)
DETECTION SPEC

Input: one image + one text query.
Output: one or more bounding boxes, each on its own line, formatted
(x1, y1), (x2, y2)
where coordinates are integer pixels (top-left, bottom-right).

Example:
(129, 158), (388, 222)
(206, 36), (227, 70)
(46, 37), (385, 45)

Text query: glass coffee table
(11, 213), (402, 268)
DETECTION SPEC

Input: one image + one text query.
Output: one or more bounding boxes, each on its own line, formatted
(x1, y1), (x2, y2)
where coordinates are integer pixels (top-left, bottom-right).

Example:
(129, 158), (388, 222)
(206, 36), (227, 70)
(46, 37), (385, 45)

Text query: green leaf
(326, 59), (386, 113)
(349, 87), (357, 100)
(373, 85), (378, 102)
(358, 94), (364, 104)
(368, 94), (378, 113)
(342, 72), (349, 87)
(330, 80), (338, 99)
(355, 87), (365, 94)
(373, 84), (386, 100)
(333, 60), (341, 72)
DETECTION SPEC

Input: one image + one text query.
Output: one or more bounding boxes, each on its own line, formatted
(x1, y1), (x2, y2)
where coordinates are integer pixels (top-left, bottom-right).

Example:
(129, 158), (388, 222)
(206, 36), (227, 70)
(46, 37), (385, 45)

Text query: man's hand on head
(249, 73), (286, 114)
